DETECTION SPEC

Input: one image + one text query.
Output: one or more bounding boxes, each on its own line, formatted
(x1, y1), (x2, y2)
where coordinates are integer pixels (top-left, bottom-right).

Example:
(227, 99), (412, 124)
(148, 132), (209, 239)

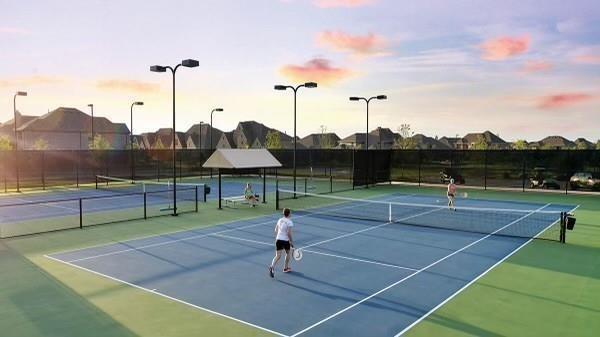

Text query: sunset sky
(1, 0), (599, 141)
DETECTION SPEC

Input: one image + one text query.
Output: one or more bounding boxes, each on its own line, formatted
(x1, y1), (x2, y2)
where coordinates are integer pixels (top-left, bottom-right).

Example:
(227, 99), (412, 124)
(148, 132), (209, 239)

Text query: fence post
(41, 151), (46, 190)
(522, 151), (527, 192)
(262, 168), (266, 203)
(275, 179), (279, 210)
(484, 150), (488, 191)
(418, 149), (422, 187)
(79, 198), (83, 229)
(195, 185), (198, 212)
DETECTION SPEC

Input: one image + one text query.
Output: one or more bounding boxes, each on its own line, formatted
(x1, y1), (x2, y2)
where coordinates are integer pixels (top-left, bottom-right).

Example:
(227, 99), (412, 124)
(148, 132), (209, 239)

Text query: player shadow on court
(276, 271), (438, 317)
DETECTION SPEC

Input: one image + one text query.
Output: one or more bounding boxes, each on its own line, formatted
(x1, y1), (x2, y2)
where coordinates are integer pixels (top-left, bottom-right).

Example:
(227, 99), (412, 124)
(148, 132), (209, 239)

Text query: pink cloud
(280, 58), (352, 85)
(316, 31), (388, 56)
(314, 0), (376, 8)
(538, 93), (593, 109)
(96, 79), (160, 93)
(0, 75), (63, 88)
(480, 36), (530, 61)
(573, 54), (600, 65)
(521, 60), (553, 73)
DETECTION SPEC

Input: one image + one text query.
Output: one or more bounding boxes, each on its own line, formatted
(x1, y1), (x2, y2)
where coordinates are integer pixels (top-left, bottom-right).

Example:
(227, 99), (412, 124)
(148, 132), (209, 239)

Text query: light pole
(349, 95), (387, 150)
(274, 82), (317, 195)
(87, 104), (94, 145)
(130, 101), (144, 180)
(150, 58), (199, 216)
(13, 91), (27, 192)
(210, 108), (223, 150)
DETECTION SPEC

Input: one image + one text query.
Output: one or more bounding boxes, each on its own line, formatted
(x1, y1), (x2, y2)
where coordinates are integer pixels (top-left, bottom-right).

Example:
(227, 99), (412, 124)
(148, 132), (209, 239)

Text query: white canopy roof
(202, 149), (282, 169)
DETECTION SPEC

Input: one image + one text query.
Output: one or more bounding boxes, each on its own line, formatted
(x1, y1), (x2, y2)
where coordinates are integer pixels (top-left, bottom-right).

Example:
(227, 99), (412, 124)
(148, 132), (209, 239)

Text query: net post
(330, 175), (333, 193)
(304, 177), (307, 194)
(560, 212), (566, 243)
(144, 192), (147, 219)
(79, 198), (83, 229)
(203, 184), (207, 202)
(95, 175), (98, 189)
(388, 203), (392, 223)
(195, 185), (198, 212)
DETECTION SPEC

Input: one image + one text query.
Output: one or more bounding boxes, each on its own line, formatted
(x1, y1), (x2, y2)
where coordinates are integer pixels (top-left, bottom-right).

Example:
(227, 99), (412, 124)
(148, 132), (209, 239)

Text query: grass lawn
(0, 185), (598, 337)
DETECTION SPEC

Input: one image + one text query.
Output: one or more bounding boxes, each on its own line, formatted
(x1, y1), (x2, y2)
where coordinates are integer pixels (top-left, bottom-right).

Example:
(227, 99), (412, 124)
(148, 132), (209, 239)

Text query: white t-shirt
(275, 217), (294, 241)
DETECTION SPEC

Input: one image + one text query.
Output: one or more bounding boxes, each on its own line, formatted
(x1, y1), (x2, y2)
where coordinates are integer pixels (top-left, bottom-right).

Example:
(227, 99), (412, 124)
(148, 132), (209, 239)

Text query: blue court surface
(46, 194), (575, 337)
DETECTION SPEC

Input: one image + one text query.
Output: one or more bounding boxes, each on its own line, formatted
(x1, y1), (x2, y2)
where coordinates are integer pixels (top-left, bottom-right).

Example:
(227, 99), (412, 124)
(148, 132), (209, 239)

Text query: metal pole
(218, 169), (222, 210)
(13, 94), (20, 192)
(130, 103), (134, 181)
(262, 168), (266, 203)
(293, 88), (297, 196)
(170, 66), (178, 216)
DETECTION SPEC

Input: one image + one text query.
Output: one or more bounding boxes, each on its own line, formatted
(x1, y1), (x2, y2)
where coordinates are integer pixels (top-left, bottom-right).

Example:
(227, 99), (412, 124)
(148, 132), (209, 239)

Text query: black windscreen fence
(0, 149), (599, 193)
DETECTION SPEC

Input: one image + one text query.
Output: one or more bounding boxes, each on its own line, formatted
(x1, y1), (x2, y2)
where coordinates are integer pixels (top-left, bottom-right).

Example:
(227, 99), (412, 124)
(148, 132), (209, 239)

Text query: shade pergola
(203, 149), (282, 209)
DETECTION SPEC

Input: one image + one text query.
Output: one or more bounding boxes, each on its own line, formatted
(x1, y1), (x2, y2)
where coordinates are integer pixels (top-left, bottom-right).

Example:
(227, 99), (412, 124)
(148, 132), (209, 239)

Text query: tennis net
(276, 189), (570, 241)
(95, 175), (208, 202)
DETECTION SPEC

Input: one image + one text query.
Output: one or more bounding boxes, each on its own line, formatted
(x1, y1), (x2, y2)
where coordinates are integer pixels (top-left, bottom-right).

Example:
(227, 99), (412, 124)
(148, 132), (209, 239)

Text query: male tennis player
(447, 178), (457, 211)
(269, 208), (294, 278)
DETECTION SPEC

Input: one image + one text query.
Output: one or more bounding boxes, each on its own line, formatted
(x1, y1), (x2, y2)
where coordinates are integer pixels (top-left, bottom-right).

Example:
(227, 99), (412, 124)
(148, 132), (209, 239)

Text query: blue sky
(1, 0), (599, 141)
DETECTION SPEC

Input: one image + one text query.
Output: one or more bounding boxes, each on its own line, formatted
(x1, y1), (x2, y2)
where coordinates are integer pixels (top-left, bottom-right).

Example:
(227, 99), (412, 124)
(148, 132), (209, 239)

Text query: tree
(319, 125), (335, 149)
(597, 140), (600, 150)
(0, 136), (12, 150)
(89, 134), (112, 150)
(33, 138), (49, 150)
(395, 124), (416, 149)
(265, 130), (282, 149)
(472, 135), (489, 150)
(512, 139), (528, 150)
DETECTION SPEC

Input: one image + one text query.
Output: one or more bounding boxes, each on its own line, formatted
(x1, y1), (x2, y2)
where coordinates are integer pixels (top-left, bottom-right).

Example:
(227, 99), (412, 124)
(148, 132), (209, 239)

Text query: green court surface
(1, 185), (598, 337)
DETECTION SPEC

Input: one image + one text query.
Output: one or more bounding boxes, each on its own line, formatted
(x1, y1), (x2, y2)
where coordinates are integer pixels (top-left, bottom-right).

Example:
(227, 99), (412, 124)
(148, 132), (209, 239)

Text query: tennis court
(46, 191), (576, 337)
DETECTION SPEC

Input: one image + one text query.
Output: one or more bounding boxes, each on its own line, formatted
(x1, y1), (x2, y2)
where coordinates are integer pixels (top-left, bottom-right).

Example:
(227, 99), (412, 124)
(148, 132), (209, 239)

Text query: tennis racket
(292, 247), (303, 261)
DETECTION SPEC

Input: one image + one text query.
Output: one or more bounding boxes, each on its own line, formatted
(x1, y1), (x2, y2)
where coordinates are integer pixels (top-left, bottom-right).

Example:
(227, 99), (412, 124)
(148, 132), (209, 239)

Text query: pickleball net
(95, 175), (208, 202)
(276, 189), (570, 241)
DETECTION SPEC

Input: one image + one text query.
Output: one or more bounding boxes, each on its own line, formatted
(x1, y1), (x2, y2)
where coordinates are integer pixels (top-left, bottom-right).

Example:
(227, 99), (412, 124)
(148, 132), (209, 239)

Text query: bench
(223, 195), (258, 208)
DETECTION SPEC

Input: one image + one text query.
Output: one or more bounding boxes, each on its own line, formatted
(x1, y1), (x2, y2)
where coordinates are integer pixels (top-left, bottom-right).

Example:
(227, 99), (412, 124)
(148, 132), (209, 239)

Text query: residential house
(150, 128), (187, 149)
(438, 137), (463, 149)
(535, 136), (576, 149)
(216, 131), (235, 149)
(5, 107), (129, 150)
(460, 131), (509, 149)
(411, 134), (451, 149)
(574, 138), (594, 149)
(185, 123), (223, 150)
(299, 133), (340, 149)
(369, 127), (398, 149)
(232, 121), (294, 149)
(338, 133), (379, 149)
(0, 112), (39, 146)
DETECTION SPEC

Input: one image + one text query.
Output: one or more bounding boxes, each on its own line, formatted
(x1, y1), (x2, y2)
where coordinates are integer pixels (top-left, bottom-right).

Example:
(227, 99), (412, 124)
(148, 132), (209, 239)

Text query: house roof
(14, 107), (129, 134)
(539, 136), (575, 148)
(462, 131), (506, 144)
(369, 127), (397, 141)
(438, 137), (461, 147)
(234, 121), (293, 149)
(299, 133), (340, 148)
(412, 134), (451, 149)
(203, 149), (282, 169)
(0, 112), (38, 134)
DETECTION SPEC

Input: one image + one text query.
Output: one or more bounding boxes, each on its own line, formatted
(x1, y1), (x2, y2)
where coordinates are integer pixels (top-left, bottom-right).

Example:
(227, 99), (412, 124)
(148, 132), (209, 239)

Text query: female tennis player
(244, 183), (258, 207)
(447, 178), (457, 211)
(269, 208), (294, 278)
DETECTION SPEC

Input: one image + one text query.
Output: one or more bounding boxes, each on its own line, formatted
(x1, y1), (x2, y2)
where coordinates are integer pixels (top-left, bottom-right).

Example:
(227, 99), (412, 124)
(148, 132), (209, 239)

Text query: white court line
(394, 204), (580, 337)
(44, 254), (290, 337)
(290, 203), (552, 337)
(62, 194), (401, 263)
(211, 233), (419, 272)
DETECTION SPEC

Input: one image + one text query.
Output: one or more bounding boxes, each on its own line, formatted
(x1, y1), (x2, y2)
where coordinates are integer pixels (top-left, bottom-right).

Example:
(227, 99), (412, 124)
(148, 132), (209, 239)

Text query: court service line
(394, 204), (579, 337)
(211, 233), (419, 272)
(290, 203), (551, 337)
(62, 195), (397, 263)
(44, 254), (290, 337)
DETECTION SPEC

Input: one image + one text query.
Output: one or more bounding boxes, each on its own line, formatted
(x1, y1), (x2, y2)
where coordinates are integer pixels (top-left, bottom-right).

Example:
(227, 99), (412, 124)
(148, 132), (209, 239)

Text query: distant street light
(349, 95), (387, 150)
(150, 58), (199, 216)
(130, 101), (144, 180)
(210, 108), (223, 150)
(87, 103), (94, 142)
(274, 82), (317, 195)
(13, 91), (27, 192)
